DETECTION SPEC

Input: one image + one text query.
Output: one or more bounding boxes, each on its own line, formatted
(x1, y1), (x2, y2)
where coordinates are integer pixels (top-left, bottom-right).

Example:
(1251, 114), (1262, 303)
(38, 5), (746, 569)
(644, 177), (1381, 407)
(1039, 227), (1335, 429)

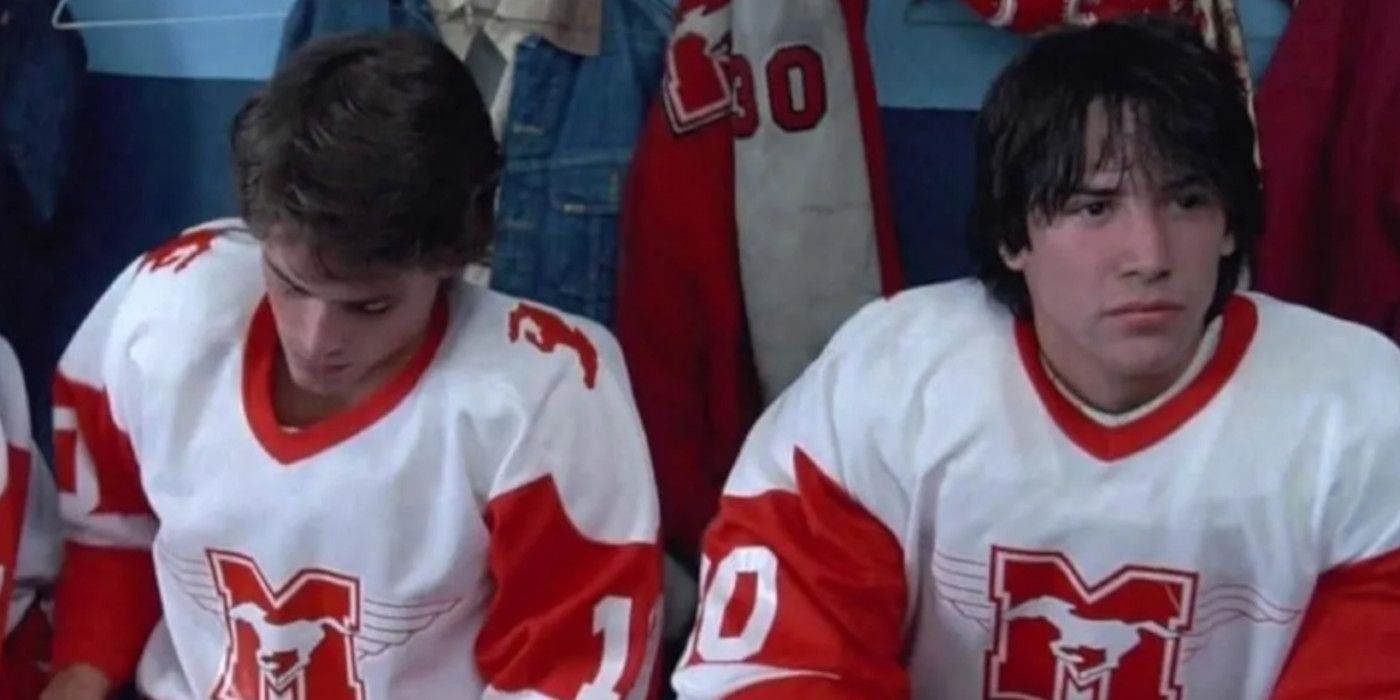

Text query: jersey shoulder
(60, 219), (262, 399)
(815, 278), (1011, 389)
(437, 286), (630, 403)
(111, 219), (264, 343)
(742, 280), (1011, 490)
(1245, 293), (1400, 400)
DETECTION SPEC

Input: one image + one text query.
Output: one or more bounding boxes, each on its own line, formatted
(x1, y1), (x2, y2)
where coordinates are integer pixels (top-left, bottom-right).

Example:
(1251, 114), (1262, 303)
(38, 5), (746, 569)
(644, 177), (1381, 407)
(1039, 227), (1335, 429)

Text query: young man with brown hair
(43, 31), (661, 700)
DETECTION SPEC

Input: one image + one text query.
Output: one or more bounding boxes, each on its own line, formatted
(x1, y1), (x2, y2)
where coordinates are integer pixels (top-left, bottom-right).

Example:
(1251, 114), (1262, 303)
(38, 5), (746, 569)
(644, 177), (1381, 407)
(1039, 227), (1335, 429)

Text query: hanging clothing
(488, 0), (675, 325)
(1254, 0), (1400, 344)
(0, 0), (86, 226)
(431, 0), (606, 140)
(432, 0), (535, 137)
(432, 0), (604, 58)
(617, 0), (904, 559)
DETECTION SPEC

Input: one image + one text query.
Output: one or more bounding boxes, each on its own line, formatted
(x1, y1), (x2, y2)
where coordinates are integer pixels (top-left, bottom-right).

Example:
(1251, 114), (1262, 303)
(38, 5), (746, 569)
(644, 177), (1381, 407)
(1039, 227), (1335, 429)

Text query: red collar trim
(1015, 296), (1258, 462)
(242, 294), (449, 465)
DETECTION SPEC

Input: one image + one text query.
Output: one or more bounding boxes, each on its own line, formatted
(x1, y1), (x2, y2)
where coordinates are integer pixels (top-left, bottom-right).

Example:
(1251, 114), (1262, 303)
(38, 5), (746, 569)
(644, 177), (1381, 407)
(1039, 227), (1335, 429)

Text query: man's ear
(1000, 244), (1029, 272)
(1221, 232), (1237, 258)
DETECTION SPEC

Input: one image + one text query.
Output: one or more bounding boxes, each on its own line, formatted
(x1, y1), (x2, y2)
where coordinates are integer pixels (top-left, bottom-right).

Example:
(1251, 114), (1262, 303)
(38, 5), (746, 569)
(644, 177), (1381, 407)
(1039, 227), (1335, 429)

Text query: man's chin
(1106, 339), (1197, 386)
(286, 364), (358, 398)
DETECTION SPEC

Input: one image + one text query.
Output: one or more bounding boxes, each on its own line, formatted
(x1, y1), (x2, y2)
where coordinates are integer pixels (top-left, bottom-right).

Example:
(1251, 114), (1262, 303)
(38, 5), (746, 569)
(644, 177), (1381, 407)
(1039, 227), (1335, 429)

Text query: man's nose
(1120, 204), (1171, 283)
(297, 302), (347, 360)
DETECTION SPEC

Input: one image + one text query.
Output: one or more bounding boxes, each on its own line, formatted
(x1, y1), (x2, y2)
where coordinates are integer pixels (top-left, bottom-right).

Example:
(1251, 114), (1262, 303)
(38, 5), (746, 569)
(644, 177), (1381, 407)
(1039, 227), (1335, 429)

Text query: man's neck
(272, 332), (424, 428)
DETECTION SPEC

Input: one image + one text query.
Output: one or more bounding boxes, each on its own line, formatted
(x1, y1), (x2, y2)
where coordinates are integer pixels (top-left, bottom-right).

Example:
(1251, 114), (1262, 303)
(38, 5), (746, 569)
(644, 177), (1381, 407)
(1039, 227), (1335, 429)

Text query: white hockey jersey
(51, 221), (662, 698)
(674, 279), (1400, 699)
(0, 335), (60, 682)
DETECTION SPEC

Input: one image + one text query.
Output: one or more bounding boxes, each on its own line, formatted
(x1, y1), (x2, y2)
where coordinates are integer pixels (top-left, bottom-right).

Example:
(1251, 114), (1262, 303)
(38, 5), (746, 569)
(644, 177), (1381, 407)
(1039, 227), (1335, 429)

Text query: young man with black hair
(42, 32), (661, 699)
(673, 17), (1400, 699)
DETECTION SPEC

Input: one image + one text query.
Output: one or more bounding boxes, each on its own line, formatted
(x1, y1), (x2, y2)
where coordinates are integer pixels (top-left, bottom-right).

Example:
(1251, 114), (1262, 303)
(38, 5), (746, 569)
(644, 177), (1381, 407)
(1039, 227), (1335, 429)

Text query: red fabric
(678, 448), (908, 697)
(1270, 547), (1400, 697)
(0, 444), (32, 676)
(616, 0), (763, 563)
(476, 476), (661, 698)
(616, 0), (903, 562)
(49, 371), (161, 686)
(51, 375), (151, 516)
(840, 0), (905, 297)
(0, 601), (52, 700)
(1254, 0), (1400, 344)
(51, 542), (161, 686)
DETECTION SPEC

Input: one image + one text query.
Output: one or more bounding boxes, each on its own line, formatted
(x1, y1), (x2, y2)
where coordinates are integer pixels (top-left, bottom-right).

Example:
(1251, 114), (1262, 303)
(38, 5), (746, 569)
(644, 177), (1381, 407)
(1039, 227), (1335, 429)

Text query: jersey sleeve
(473, 309), (663, 700)
(50, 258), (162, 686)
(0, 335), (61, 691)
(672, 303), (911, 699)
(1271, 340), (1400, 697)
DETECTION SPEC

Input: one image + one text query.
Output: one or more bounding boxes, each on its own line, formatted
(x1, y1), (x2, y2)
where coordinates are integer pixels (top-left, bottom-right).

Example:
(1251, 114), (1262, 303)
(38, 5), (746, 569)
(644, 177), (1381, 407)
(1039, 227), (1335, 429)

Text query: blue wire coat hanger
(51, 0), (285, 30)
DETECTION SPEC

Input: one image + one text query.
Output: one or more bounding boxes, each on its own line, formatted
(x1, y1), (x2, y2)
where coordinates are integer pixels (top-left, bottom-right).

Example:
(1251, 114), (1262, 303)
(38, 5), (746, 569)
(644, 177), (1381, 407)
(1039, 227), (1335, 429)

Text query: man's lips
(1106, 301), (1184, 316)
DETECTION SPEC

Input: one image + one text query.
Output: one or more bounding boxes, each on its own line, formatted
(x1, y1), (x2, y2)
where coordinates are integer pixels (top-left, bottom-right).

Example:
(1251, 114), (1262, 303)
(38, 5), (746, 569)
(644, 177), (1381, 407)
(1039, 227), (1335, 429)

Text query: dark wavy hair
(968, 15), (1261, 317)
(232, 31), (501, 270)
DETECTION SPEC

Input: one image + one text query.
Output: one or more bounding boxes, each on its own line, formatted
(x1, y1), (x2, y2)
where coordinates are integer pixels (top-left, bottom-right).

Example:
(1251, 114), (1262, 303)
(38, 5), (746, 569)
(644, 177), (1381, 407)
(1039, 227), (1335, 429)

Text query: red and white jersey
(674, 280), (1400, 699)
(1, 335), (60, 679)
(52, 220), (662, 699)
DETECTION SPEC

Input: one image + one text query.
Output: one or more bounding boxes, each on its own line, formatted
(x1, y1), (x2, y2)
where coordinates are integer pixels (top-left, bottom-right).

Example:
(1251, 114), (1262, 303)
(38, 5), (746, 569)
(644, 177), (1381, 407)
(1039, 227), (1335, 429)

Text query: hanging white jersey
(674, 279), (1400, 699)
(0, 335), (61, 688)
(51, 220), (663, 699)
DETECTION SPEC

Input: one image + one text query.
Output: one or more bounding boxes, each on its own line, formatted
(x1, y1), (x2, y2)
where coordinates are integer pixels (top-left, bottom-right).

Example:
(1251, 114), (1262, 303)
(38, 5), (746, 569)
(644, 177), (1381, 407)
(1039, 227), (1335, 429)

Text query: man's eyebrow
(1068, 184), (1123, 197)
(264, 254), (397, 305)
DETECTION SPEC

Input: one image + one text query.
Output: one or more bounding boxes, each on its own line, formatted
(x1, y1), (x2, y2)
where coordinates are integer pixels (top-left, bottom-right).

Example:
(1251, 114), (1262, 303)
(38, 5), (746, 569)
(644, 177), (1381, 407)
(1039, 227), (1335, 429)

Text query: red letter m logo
(985, 547), (1198, 700)
(208, 551), (365, 700)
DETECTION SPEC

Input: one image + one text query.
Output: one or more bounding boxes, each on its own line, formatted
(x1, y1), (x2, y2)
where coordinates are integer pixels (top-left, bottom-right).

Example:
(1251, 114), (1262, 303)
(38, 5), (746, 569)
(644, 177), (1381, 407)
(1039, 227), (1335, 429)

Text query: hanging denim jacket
(489, 0), (675, 326)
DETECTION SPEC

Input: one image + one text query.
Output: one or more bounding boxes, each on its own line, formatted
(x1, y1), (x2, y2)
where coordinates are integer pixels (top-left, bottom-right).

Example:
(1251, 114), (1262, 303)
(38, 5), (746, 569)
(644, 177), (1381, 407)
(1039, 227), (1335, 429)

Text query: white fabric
(730, 0), (885, 402)
(0, 336), (60, 636)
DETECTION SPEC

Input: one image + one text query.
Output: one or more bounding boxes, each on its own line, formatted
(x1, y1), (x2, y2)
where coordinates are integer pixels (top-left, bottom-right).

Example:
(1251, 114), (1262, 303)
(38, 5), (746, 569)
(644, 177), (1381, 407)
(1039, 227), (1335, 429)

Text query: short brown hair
(232, 31), (500, 270)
